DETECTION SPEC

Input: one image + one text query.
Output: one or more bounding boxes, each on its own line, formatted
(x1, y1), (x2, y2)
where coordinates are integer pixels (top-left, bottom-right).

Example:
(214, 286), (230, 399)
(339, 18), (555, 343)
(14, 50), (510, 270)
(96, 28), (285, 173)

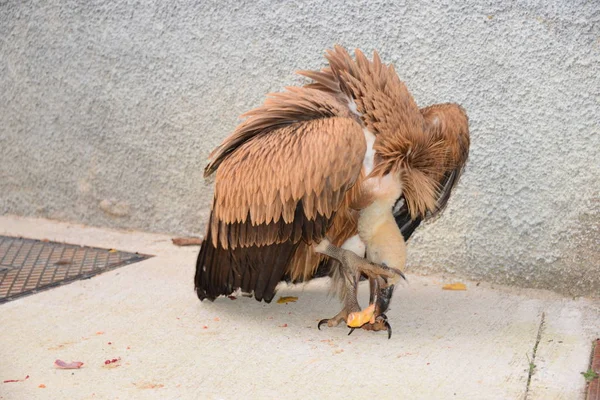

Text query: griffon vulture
(195, 46), (469, 337)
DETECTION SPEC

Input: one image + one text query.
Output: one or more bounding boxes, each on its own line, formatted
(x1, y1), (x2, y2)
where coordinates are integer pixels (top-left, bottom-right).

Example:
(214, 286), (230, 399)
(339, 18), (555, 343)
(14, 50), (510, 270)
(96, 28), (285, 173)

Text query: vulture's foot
(347, 313), (392, 339)
(360, 314), (392, 339)
(318, 303), (361, 330)
(346, 279), (395, 339)
(314, 239), (400, 338)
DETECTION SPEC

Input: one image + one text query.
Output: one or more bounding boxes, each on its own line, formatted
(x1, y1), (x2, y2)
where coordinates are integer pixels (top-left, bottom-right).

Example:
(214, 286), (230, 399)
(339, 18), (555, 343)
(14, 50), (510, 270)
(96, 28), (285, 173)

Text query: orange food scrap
(277, 296), (298, 304)
(442, 283), (467, 291)
(347, 304), (376, 327)
(213, 317), (220, 322)
(38, 384), (46, 388)
(108, 249), (117, 253)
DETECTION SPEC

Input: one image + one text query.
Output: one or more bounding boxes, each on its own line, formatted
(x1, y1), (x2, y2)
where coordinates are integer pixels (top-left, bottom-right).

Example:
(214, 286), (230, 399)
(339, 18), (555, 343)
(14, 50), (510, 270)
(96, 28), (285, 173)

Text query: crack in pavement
(524, 311), (546, 400)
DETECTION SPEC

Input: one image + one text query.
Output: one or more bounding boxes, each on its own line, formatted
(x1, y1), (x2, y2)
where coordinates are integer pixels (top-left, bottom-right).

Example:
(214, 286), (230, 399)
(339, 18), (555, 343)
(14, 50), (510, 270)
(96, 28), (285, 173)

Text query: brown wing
(285, 169), (366, 283)
(196, 89), (366, 302)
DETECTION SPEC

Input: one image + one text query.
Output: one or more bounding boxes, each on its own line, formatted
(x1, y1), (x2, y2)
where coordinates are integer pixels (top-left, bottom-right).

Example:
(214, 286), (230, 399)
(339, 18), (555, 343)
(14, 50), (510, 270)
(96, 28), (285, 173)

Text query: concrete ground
(0, 215), (598, 400)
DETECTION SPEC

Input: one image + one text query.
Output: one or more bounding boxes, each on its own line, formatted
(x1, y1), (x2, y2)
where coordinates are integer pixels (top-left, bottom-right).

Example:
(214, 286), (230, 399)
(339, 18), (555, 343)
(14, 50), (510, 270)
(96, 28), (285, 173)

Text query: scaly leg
(317, 266), (361, 330)
(314, 240), (404, 336)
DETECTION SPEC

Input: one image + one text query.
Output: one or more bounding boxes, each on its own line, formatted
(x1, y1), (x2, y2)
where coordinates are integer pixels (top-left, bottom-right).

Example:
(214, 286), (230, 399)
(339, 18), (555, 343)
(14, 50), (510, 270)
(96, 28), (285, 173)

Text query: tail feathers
(195, 219), (299, 303)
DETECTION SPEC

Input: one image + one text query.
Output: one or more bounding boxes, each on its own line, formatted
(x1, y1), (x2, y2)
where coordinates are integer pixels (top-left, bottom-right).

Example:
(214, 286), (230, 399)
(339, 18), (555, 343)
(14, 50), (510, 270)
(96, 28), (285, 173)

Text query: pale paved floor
(0, 215), (598, 400)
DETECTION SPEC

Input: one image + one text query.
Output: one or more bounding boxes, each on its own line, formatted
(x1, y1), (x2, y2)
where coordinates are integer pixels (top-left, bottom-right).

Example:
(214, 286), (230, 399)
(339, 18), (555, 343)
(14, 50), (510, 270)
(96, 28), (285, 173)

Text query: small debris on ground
(279, 323), (288, 328)
(227, 295), (237, 300)
(38, 384), (46, 388)
(135, 382), (165, 389)
(103, 358), (121, 368)
(277, 296), (298, 304)
(54, 360), (84, 369)
(3, 375), (29, 383)
(442, 283), (467, 291)
(54, 259), (72, 265)
(171, 237), (203, 246)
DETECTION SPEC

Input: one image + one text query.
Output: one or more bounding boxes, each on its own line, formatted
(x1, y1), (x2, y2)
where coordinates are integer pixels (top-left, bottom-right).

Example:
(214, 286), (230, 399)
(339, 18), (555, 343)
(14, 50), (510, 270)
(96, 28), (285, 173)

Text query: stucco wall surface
(1, 0), (598, 296)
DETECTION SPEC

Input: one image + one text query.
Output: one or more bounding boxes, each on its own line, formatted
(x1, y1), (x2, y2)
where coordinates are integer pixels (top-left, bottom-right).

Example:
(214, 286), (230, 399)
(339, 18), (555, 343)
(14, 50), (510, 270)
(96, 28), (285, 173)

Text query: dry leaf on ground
(171, 237), (203, 246)
(277, 296), (298, 304)
(442, 283), (467, 291)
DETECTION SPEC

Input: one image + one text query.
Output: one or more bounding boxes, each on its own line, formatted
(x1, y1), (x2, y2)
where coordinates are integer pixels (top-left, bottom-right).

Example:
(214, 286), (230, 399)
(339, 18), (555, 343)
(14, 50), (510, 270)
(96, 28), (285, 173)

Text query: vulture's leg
(314, 240), (403, 335)
(316, 266), (361, 329)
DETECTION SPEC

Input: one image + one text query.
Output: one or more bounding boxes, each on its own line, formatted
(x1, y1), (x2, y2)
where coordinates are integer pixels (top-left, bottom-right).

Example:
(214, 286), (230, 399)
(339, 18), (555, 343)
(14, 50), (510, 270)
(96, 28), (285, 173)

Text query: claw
(317, 319), (329, 331)
(348, 328), (355, 336)
(384, 320), (392, 339)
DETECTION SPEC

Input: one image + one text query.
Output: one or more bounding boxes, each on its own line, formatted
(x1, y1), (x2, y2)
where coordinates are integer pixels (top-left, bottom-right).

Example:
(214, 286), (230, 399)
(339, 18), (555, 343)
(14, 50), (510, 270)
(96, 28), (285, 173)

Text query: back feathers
(301, 45), (469, 219)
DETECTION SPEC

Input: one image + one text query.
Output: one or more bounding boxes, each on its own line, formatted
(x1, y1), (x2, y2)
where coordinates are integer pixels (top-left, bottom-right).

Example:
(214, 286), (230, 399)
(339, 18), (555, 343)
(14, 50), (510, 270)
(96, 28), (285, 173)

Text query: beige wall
(1, 0), (598, 296)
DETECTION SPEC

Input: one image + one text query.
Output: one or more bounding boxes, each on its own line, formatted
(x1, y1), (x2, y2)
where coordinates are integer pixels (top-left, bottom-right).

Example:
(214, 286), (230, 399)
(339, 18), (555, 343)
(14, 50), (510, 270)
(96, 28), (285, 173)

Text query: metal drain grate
(0, 236), (151, 304)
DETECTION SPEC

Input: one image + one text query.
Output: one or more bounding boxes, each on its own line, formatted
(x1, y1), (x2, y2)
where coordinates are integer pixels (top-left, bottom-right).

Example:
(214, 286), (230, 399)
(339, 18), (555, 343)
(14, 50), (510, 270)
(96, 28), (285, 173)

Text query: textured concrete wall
(1, 0), (598, 296)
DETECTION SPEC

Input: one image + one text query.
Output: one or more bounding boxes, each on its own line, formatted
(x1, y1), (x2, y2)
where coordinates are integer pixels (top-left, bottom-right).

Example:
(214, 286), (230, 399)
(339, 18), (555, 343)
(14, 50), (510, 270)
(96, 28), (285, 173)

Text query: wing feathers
(206, 88), (356, 176)
(212, 116), (365, 246)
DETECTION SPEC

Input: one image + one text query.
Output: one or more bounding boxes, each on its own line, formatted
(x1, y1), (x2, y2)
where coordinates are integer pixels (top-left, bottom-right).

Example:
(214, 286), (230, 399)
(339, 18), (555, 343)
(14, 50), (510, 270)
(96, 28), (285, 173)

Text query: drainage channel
(0, 235), (152, 304)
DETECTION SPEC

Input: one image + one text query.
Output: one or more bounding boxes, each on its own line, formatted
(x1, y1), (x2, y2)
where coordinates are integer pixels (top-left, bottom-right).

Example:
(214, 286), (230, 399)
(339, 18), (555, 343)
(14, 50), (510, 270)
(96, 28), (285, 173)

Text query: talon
(348, 328), (355, 336)
(385, 320), (392, 339)
(317, 319), (329, 330)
